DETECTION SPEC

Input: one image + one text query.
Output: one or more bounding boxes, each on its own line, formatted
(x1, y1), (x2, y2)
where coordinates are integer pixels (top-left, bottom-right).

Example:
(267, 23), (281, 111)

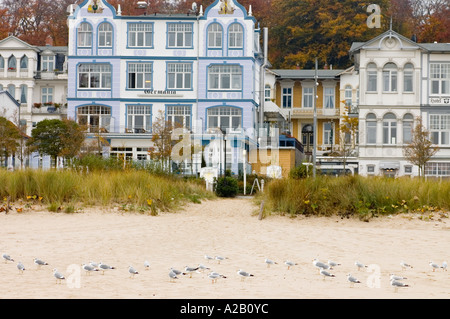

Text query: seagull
(319, 268), (335, 280)
(328, 260), (341, 268)
(442, 261), (447, 271)
(184, 266), (199, 278)
(34, 258), (49, 269)
(208, 271), (226, 284)
(237, 269), (254, 281)
(215, 256), (228, 264)
(144, 260), (150, 270)
(390, 279), (409, 292)
(265, 258), (278, 268)
(204, 255), (214, 262)
(2, 253), (14, 263)
(17, 262), (26, 274)
(347, 273), (361, 287)
(198, 264), (210, 272)
(284, 260), (298, 270)
(170, 268), (186, 276)
(82, 263), (98, 275)
(400, 261), (413, 270)
(98, 262), (115, 275)
(429, 261), (442, 272)
(390, 274), (407, 281)
(312, 259), (329, 271)
(169, 270), (178, 282)
(128, 265), (139, 278)
(90, 261), (99, 268)
(355, 261), (367, 271)
(53, 268), (65, 284)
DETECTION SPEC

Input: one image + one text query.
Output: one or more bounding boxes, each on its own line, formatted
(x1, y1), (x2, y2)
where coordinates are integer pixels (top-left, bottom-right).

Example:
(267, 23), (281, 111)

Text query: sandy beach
(0, 197), (448, 299)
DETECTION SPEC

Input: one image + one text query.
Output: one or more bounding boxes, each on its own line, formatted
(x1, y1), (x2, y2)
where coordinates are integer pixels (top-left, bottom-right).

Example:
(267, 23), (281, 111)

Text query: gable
(0, 36), (38, 51)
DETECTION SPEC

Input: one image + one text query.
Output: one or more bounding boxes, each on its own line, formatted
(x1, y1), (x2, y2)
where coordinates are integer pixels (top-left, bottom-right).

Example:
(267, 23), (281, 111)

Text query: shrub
(215, 176), (239, 198)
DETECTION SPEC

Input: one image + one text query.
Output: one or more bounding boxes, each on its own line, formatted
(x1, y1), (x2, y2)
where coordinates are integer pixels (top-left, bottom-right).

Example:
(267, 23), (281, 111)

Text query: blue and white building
(67, 0), (265, 174)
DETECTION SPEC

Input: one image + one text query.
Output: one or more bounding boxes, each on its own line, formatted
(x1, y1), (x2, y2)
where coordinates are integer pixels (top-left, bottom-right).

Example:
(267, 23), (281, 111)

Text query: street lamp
(243, 149), (247, 195)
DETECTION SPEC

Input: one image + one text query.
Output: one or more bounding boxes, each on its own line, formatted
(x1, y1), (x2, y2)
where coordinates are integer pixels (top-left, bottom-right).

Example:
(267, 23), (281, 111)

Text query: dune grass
(0, 169), (215, 214)
(261, 175), (450, 220)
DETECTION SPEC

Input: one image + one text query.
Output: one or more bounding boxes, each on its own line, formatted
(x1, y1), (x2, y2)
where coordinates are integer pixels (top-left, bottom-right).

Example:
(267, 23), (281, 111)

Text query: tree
(403, 117), (438, 178)
(0, 117), (21, 167)
(27, 119), (84, 168)
(148, 110), (176, 172)
(338, 105), (359, 174)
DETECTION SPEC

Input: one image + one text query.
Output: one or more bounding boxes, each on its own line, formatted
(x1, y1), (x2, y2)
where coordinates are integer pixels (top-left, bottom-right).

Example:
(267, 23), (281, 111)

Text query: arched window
(8, 55), (16, 70)
(20, 84), (27, 104)
(207, 23), (222, 49)
(383, 63), (398, 92)
(403, 63), (414, 92)
(366, 113), (377, 144)
(228, 23), (243, 48)
(367, 63), (377, 92)
(7, 84), (15, 99)
(77, 105), (111, 133)
(20, 55), (28, 70)
(403, 114), (414, 143)
(78, 22), (93, 48)
(383, 113), (397, 144)
(0, 55), (4, 69)
(98, 23), (113, 47)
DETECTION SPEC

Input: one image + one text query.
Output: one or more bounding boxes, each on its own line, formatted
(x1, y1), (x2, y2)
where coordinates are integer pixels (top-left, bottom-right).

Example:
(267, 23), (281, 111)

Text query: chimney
(45, 36), (53, 46)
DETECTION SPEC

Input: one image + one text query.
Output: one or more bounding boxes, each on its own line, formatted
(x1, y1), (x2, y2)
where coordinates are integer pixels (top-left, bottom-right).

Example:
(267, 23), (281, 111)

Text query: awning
(263, 101), (288, 120)
(379, 161), (400, 170)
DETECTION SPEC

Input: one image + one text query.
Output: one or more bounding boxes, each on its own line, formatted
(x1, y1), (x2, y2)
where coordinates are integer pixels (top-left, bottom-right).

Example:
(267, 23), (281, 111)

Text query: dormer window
(41, 55), (55, 72)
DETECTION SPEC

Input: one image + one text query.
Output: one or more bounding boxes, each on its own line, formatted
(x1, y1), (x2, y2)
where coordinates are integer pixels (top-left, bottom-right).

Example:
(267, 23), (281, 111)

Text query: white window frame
(128, 23), (153, 47)
(167, 63), (192, 90)
(78, 64), (112, 89)
(78, 22), (92, 48)
(98, 23), (113, 48)
(167, 23), (193, 48)
(127, 105), (152, 133)
(383, 113), (397, 145)
(228, 23), (243, 49)
(41, 55), (55, 72)
(167, 105), (191, 129)
(403, 63), (414, 92)
(128, 63), (152, 89)
(282, 86), (293, 108)
(41, 87), (53, 103)
(323, 122), (332, 145)
(77, 105), (111, 133)
(367, 63), (377, 92)
(344, 85), (352, 107)
(383, 63), (398, 92)
(430, 63), (450, 95)
(402, 114), (414, 144)
(303, 86), (314, 108)
(207, 107), (242, 132)
(366, 114), (377, 144)
(430, 114), (450, 145)
(208, 65), (242, 90)
(207, 23), (222, 49)
(323, 86), (335, 109)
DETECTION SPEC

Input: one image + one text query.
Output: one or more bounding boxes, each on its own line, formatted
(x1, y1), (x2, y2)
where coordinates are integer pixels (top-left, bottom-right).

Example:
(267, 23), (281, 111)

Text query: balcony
(34, 70), (68, 80)
(32, 104), (67, 115)
(292, 107), (340, 118)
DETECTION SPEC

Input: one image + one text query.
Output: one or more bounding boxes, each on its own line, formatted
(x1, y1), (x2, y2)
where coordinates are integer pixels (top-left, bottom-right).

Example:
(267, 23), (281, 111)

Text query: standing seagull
(184, 266), (199, 278)
(99, 262), (115, 275)
(144, 260), (150, 270)
(400, 261), (413, 271)
(312, 259), (330, 272)
(265, 258), (278, 268)
(237, 269), (254, 281)
(355, 261), (367, 271)
(2, 253), (14, 263)
(128, 265), (139, 278)
(319, 268), (335, 280)
(34, 258), (49, 269)
(429, 261), (442, 272)
(204, 255), (214, 262)
(215, 256), (228, 264)
(170, 268), (186, 276)
(442, 261), (447, 271)
(347, 274), (361, 287)
(17, 262), (26, 274)
(82, 263), (98, 275)
(284, 260), (298, 270)
(390, 274), (407, 281)
(53, 268), (65, 284)
(328, 260), (341, 268)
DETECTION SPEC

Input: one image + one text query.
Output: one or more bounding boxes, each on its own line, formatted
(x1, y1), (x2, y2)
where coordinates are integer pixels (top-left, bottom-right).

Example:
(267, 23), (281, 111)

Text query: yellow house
(270, 69), (343, 157)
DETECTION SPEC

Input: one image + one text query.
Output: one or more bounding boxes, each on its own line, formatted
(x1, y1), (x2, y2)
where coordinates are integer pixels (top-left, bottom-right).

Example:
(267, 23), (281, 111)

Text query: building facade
(350, 30), (450, 178)
(66, 0), (264, 175)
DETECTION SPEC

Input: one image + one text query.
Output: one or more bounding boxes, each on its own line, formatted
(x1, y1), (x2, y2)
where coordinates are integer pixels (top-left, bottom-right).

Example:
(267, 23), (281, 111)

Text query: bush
(215, 176), (239, 198)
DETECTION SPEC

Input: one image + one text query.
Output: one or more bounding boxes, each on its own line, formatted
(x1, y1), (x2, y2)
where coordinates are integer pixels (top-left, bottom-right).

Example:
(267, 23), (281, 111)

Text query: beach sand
(0, 197), (448, 299)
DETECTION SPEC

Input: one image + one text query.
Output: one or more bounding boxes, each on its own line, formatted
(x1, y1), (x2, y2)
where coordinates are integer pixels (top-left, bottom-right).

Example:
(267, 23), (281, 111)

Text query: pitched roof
(0, 90), (20, 106)
(271, 69), (343, 79)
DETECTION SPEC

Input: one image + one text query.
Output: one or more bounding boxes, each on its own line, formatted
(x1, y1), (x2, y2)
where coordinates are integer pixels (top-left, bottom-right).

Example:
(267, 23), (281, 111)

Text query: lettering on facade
(429, 97), (450, 105)
(143, 90), (177, 95)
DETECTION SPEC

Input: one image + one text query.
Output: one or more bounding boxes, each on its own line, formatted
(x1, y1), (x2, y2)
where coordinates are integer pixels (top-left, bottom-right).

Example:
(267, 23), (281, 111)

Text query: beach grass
(261, 175), (450, 220)
(0, 169), (215, 214)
